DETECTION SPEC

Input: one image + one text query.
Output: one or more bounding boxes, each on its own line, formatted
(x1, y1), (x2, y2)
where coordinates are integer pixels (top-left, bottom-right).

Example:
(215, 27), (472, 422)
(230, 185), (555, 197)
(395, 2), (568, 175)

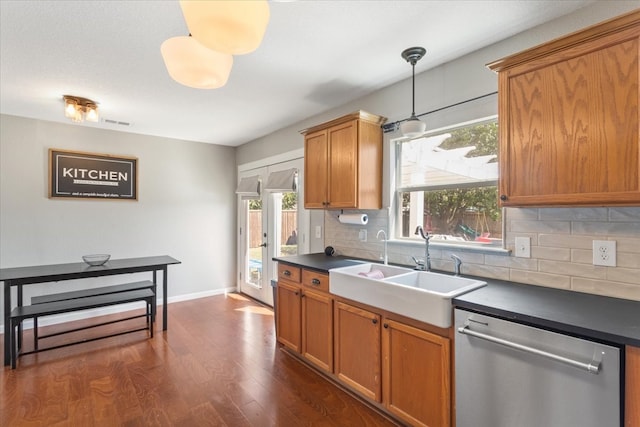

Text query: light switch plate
(315, 225), (322, 239)
(593, 240), (616, 267)
(359, 229), (367, 242)
(515, 236), (531, 258)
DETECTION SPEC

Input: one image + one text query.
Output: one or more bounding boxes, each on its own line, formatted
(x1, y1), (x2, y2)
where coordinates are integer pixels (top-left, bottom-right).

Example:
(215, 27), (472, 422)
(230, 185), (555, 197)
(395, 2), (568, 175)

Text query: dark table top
(274, 253), (640, 347)
(0, 255), (181, 283)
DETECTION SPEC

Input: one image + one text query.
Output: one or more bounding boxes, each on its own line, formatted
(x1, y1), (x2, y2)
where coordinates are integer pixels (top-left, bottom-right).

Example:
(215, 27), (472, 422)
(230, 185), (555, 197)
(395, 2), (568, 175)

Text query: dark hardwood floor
(1, 293), (400, 426)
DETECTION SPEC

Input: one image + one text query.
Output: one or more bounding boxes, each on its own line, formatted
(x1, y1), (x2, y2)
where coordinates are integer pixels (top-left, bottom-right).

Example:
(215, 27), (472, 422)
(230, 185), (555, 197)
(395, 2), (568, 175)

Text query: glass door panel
(247, 198), (264, 288)
(275, 191), (298, 258)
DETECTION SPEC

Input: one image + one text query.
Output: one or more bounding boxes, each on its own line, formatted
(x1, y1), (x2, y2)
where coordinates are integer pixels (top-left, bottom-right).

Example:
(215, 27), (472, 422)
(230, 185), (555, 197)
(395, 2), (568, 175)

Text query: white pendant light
(161, 36), (233, 89)
(399, 47), (427, 138)
(179, 0), (270, 55)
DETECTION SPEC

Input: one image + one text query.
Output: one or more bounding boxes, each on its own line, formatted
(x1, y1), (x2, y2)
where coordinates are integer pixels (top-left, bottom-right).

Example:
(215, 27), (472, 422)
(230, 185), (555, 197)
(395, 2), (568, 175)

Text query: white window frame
(389, 115), (508, 253)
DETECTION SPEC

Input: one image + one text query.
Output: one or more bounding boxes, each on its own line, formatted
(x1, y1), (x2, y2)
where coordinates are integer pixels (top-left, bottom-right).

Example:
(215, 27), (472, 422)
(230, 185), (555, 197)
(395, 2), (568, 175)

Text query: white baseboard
(0, 287), (236, 333)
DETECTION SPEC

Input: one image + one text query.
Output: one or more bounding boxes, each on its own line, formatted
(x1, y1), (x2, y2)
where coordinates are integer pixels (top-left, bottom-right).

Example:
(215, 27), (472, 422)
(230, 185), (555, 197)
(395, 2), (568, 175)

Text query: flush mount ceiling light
(399, 47), (427, 138)
(161, 35), (233, 89)
(63, 95), (99, 123)
(179, 0), (270, 55)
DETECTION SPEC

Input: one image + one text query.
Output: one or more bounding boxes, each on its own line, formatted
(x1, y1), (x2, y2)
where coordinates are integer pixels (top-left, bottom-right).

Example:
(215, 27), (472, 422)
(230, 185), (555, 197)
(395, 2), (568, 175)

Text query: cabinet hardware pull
(311, 278), (321, 285)
(500, 195), (507, 201)
(457, 324), (601, 374)
(372, 319), (378, 324)
(294, 291), (299, 296)
(383, 323), (389, 329)
(283, 270), (291, 276)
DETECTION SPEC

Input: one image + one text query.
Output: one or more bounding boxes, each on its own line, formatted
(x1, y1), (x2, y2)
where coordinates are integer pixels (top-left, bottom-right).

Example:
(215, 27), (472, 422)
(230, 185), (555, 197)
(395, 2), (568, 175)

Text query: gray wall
(0, 114), (237, 323)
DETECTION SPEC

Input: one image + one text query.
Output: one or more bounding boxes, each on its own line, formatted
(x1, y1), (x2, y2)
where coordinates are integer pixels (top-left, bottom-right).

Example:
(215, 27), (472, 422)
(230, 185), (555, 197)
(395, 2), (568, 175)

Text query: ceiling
(0, 0), (596, 147)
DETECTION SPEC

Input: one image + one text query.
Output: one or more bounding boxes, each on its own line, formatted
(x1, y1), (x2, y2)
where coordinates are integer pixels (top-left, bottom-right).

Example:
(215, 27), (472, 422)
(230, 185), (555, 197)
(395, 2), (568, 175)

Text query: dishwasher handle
(457, 324), (602, 374)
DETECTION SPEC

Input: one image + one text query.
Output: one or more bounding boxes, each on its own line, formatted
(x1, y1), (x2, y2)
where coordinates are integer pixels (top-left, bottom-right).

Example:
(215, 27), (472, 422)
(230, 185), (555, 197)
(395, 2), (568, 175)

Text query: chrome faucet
(376, 229), (388, 265)
(414, 226), (432, 271)
(451, 254), (462, 276)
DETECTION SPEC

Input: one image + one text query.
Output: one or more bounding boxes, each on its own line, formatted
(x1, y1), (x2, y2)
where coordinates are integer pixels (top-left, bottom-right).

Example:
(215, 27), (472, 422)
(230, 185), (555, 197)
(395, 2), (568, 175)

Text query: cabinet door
(334, 301), (382, 401)
(276, 280), (301, 352)
(498, 25), (640, 206)
(304, 130), (328, 208)
(327, 120), (359, 208)
(301, 290), (333, 373)
(383, 319), (450, 427)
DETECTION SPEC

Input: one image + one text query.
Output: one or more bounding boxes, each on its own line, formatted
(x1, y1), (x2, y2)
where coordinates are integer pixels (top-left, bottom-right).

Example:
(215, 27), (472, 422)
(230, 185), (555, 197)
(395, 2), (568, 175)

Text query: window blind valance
(264, 168), (297, 192)
(236, 175), (261, 199)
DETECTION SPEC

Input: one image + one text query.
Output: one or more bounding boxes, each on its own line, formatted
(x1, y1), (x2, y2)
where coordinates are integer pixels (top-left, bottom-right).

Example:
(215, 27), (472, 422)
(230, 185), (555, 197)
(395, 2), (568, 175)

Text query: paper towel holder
(338, 212), (369, 225)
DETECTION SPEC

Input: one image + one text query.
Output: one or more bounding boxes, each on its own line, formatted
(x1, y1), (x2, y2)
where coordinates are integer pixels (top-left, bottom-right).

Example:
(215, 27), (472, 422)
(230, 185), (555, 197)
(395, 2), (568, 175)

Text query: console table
(1, 255), (181, 366)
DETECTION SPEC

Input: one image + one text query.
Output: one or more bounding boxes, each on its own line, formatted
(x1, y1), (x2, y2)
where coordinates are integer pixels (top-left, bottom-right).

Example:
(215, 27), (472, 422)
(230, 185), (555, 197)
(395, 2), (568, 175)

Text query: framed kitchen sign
(49, 149), (138, 200)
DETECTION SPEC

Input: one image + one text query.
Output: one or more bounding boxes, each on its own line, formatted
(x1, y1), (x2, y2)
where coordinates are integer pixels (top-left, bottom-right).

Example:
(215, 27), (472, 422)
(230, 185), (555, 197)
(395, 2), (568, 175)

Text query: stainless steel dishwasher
(455, 308), (621, 427)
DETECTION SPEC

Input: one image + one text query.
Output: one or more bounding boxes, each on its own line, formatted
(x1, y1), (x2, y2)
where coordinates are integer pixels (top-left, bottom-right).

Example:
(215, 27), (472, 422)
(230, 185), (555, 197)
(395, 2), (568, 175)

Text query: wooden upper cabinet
(489, 10), (640, 206)
(303, 130), (329, 209)
(302, 111), (387, 209)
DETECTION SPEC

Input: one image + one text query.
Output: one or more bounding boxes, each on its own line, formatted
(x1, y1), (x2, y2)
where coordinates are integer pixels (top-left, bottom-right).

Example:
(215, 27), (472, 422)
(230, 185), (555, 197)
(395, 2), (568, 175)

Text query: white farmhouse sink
(329, 263), (486, 328)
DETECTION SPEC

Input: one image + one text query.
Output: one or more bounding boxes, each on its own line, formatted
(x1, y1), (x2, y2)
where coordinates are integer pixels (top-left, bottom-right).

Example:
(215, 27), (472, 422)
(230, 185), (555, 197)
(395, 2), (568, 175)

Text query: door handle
(457, 324), (602, 374)
(259, 242), (267, 247)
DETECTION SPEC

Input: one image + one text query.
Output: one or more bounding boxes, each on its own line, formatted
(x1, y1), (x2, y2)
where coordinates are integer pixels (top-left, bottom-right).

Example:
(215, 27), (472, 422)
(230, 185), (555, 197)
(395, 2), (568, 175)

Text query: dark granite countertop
(453, 279), (640, 347)
(273, 253), (363, 273)
(273, 253), (640, 348)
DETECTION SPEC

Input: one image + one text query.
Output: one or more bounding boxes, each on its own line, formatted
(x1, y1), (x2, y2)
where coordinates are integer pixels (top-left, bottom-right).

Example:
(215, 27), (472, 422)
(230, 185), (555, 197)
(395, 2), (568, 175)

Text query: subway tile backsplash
(324, 207), (640, 301)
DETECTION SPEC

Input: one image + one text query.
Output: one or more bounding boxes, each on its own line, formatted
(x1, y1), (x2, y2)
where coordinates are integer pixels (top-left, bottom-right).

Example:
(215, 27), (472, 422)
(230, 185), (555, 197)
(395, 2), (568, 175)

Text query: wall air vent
(104, 119), (131, 126)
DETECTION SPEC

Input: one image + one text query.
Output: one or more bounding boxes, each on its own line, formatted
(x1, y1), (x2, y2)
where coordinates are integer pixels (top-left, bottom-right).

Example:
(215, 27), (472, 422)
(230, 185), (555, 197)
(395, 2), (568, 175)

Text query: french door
(238, 158), (306, 306)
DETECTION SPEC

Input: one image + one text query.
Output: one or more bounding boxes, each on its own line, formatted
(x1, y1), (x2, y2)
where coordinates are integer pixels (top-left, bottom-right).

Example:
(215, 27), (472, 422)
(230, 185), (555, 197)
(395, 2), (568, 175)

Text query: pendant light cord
(383, 91), (498, 133)
(411, 63), (416, 117)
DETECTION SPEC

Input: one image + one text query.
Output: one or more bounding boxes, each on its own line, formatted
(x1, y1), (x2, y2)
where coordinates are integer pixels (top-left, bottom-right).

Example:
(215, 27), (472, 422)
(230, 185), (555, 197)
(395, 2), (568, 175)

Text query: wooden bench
(31, 280), (156, 321)
(9, 283), (155, 369)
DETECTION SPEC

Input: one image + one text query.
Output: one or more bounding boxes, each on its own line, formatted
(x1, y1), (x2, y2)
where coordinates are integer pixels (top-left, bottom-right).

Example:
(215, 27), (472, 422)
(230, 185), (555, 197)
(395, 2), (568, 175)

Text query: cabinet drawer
(278, 264), (301, 283)
(302, 269), (329, 293)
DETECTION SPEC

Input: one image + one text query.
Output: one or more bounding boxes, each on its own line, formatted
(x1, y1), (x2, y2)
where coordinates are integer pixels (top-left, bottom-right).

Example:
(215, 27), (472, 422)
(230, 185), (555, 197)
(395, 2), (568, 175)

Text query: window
(395, 117), (502, 247)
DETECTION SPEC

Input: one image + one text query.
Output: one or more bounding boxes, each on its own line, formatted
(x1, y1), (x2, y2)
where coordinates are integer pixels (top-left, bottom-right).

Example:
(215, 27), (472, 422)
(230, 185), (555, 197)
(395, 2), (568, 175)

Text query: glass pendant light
(161, 35), (233, 89)
(399, 47), (427, 138)
(179, 0), (270, 55)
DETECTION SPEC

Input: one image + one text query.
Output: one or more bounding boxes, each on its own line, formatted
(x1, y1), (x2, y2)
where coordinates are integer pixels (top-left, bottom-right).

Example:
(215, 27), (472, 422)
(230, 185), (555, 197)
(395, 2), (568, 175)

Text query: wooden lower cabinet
(276, 264), (333, 374)
(301, 289), (333, 372)
(383, 319), (451, 427)
(334, 301), (382, 401)
(276, 280), (301, 352)
(627, 345), (640, 427)
(334, 300), (451, 427)
(276, 264), (452, 426)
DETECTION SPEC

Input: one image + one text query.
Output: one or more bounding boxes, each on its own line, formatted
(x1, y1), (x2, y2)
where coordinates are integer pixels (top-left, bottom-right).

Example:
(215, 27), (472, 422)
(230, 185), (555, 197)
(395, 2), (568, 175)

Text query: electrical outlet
(515, 236), (531, 258)
(359, 229), (367, 242)
(315, 225), (322, 239)
(593, 240), (616, 267)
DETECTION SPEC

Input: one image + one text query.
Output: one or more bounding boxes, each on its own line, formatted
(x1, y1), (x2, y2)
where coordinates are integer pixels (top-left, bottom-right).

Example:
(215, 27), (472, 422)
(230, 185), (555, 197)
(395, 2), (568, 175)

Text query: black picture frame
(49, 148), (138, 200)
